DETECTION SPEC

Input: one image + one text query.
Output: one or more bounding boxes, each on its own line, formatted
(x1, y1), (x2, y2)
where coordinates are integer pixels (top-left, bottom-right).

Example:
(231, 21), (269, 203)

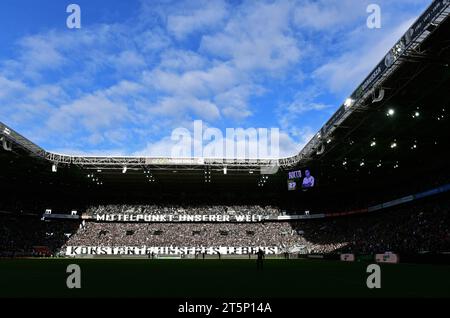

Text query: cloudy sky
(0, 0), (431, 157)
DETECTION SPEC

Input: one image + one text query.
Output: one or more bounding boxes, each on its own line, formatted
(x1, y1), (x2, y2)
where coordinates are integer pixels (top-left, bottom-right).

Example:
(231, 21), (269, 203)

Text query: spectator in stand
(2, 196), (450, 257)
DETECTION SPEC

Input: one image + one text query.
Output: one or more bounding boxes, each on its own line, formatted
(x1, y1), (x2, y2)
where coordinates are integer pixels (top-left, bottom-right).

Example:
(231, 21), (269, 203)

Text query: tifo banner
(65, 246), (280, 256)
(93, 214), (264, 222)
(375, 253), (399, 264)
(340, 254), (355, 262)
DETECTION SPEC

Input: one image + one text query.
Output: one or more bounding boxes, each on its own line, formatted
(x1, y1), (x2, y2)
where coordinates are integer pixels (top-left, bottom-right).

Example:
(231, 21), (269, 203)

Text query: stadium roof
(1, 0), (449, 191)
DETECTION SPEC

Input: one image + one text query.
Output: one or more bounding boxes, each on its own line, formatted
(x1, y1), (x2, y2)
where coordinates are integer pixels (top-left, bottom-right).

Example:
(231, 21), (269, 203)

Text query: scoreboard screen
(287, 170), (301, 191)
(288, 170), (302, 180)
(287, 169), (315, 190)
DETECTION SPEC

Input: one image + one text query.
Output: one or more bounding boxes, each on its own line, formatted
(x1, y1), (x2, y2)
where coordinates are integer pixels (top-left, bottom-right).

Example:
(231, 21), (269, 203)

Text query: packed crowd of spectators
(84, 204), (281, 217)
(64, 222), (300, 250)
(2, 195), (449, 257)
(67, 197), (450, 255)
(0, 213), (79, 256)
(293, 197), (450, 254)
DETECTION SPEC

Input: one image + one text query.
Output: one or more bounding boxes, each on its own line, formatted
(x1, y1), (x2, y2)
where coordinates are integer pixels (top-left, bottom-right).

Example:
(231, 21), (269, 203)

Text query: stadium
(1, 0), (450, 302)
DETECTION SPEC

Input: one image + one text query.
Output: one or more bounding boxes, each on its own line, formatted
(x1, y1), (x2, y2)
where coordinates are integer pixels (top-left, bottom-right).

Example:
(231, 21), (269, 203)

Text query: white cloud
(133, 126), (307, 159)
(313, 17), (417, 93)
(201, 0), (301, 73)
(167, 0), (228, 39)
(0, 0), (431, 158)
(149, 96), (221, 122)
(46, 93), (131, 133)
(110, 50), (146, 71)
(277, 86), (333, 138)
(133, 136), (178, 157)
(50, 147), (127, 157)
(293, 0), (366, 30)
(17, 35), (66, 74)
(136, 28), (172, 53)
(278, 130), (312, 158)
(104, 80), (144, 97)
(145, 63), (239, 97)
(0, 76), (26, 99)
(159, 49), (207, 71)
(142, 0), (305, 126)
(214, 85), (263, 121)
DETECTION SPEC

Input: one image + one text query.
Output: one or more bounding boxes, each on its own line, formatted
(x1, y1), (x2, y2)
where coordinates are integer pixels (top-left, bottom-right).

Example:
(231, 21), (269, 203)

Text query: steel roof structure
(1, 0), (450, 200)
(2, 1), (449, 173)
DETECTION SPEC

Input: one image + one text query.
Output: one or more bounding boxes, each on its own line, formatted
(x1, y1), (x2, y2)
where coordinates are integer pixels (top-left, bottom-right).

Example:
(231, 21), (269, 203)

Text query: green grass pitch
(0, 258), (449, 298)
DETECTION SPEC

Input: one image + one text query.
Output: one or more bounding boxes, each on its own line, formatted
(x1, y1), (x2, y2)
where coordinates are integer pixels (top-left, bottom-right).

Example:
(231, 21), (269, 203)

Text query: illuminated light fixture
(377, 162), (382, 168)
(327, 139), (332, 144)
(51, 164), (57, 173)
(344, 98), (354, 108)
(411, 144), (417, 149)
(370, 140), (376, 147)
(390, 142), (397, 149)
(249, 170), (254, 174)
(387, 109), (395, 116)
(122, 166), (127, 174)
(97, 169), (102, 172)
(360, 161), (365, 167)
(342, 161), (347, 166)
(223, 167), (227, 175)
(412, 111), (420, 118)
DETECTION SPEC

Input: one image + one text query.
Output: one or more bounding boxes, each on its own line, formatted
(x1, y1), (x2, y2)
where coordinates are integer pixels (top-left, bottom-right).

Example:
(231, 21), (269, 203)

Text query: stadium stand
(1, 191), (448, 257)
(84, 204), (281, 217)
(0, 0), (449, 263)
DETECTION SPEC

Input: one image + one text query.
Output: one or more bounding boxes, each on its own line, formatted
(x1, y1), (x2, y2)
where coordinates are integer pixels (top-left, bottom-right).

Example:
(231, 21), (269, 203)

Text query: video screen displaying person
(302, 169), (315, 188)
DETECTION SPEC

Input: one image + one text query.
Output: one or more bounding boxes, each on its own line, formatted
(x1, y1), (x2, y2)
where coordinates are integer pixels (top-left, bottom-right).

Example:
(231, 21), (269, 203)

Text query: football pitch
(0, 258), (449, 298)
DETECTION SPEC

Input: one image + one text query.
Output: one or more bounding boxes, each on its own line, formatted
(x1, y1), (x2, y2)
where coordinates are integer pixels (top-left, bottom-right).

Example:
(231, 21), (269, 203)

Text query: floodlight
(344, 98), (354, 108)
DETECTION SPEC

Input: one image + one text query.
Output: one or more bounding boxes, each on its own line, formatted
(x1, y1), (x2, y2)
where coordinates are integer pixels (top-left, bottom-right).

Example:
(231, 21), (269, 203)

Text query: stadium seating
(2, 195), (449, 257)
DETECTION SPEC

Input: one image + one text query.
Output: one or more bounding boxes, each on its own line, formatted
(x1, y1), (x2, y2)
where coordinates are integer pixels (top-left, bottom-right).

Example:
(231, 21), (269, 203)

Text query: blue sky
(0, 0), (431, 157)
